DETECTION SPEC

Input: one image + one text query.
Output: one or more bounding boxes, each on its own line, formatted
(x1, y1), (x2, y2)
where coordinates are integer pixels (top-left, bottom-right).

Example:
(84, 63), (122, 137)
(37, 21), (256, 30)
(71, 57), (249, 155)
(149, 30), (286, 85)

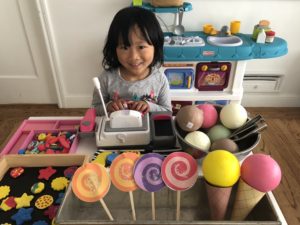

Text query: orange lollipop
(110, 152), (139, 192)
(72, 163), (113, 220)
(110, 152), (139, 220)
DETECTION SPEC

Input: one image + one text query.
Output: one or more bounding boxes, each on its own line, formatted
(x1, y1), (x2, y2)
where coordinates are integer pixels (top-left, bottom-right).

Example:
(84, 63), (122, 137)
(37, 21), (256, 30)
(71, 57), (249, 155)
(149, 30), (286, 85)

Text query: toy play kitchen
(142, 2), (287, 107)
(0, 1), (288, 225)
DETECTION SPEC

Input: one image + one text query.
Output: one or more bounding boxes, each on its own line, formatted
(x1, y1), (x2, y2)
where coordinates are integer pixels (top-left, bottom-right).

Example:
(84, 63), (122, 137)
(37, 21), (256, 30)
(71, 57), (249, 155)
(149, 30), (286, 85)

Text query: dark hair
(102, 6), (164, 71)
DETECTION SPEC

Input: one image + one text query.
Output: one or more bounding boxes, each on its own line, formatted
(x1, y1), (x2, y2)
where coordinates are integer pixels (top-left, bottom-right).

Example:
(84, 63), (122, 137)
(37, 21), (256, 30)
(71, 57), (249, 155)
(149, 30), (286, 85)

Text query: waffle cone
(231, 179), (265, 220)
(205, 181), (232, 220)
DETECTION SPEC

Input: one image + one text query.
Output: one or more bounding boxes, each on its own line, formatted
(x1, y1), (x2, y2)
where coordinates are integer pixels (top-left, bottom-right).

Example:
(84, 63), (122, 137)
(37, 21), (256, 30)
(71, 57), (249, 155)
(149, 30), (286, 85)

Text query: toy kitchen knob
(116, 134), (126, 144)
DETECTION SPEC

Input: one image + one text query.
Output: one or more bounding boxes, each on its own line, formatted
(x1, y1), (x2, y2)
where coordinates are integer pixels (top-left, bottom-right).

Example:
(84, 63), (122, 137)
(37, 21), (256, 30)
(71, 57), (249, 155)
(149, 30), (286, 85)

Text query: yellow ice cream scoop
(202, 150), (240, 187)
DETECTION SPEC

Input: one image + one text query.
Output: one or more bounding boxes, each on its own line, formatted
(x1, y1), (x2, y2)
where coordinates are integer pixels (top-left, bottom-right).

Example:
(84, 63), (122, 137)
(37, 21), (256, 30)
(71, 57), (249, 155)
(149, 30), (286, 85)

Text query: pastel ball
(196, 104), (218, 129)
(184, 131), (211, 152)
(210, 138), (239, 153)
(220, 103), (247, 129)
(241, 154), (282, 192)
(202, 150), (240, 187)
(207, 124), (231, 142)
(176, 105), (203, 132)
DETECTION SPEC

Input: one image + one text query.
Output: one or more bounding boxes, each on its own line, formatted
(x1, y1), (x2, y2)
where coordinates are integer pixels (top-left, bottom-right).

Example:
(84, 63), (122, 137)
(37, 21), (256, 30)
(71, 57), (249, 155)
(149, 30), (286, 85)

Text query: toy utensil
(229, 115), (267, 141)
(173, 8), (185, 36)
(93, 77), (109, 120)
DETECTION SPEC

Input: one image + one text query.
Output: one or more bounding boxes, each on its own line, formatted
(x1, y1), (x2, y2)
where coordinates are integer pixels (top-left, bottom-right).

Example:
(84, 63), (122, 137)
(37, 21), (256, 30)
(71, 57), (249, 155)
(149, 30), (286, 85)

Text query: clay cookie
(31, 182), (45, 194)
(35, 195), (54, 209)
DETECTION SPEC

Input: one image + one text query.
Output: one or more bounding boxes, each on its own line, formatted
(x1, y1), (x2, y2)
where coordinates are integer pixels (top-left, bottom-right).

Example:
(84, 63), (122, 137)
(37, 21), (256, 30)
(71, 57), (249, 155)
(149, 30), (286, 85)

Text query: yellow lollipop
(202, 150), (240, 187)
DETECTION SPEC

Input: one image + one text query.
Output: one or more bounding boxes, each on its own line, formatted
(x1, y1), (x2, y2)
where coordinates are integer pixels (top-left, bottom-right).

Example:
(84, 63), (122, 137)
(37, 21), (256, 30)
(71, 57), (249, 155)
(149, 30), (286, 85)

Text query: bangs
(118, 22), (152, 47)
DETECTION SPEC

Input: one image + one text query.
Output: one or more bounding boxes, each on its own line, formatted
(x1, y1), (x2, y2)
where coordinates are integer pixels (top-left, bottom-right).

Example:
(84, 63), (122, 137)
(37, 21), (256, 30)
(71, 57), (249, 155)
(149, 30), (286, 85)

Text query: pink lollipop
(161, 152), (198, 221)
(162, 152), (198, 191)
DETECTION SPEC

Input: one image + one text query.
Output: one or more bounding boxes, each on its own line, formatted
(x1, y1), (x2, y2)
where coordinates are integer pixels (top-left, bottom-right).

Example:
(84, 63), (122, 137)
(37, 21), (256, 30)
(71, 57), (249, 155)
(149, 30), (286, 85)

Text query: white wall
(0, 0), (57, 104)
(1, 0), (300, 107)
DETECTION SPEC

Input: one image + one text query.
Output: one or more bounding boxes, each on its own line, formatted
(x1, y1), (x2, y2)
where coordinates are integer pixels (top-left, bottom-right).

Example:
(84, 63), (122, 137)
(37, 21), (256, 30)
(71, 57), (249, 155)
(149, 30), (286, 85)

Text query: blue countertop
(163, 32), (288, 61)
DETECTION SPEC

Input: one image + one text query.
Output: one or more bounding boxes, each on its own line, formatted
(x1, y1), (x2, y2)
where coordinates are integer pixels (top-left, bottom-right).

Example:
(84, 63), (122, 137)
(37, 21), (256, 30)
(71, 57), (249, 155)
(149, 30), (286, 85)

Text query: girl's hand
(128, 100), (149, 114)
(107, 99), (129, 112)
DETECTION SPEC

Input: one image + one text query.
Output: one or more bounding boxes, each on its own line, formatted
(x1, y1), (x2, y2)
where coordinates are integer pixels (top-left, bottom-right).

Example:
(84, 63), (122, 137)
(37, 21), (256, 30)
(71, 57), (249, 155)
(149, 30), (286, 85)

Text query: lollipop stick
(99, 198), (114, 221)
(151, 192), (155, 220)
(176, 191), (181, 221)
(129, 191), (136, 221)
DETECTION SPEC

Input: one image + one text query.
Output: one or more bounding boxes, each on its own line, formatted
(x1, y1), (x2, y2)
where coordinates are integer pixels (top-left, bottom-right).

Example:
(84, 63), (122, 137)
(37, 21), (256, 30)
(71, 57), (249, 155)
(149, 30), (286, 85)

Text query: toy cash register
(92, 77), (176, 149)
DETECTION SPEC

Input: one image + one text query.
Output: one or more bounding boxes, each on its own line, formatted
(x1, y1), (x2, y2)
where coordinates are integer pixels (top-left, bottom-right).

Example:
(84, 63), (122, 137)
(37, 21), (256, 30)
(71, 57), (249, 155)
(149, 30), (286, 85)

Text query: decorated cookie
(10, 167), (24, 178)
(15, 193), (34, 209)
(63, 166), (78, 179)
(0, 196), (16, 211)
(51, 177), (69, 191)
(44, 205), (59, 220)
(55, 192), (65, 204)
(35, 194), (54, 209)
(11, 207), (34, 225)
(31, 182), (45, 194)
(0, 185), (10, 199)
(38, 166), (57, 180)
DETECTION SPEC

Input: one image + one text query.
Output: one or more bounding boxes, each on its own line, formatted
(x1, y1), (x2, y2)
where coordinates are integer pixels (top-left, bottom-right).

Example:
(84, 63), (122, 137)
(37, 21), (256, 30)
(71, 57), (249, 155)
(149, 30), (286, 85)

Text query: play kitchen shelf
(162, 32), (287, 104)
(142, 2), (288, 105)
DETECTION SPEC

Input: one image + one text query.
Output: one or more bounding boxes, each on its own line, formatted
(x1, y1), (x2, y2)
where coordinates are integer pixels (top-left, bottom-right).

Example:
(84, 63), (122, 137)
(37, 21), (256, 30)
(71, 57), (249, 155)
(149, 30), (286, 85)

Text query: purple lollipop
(133, 153), (165, 192)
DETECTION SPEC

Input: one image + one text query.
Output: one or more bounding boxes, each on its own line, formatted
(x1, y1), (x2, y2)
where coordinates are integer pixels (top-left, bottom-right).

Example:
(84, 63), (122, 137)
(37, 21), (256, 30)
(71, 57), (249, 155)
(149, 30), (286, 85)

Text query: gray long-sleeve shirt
(91, 68), (172, 116)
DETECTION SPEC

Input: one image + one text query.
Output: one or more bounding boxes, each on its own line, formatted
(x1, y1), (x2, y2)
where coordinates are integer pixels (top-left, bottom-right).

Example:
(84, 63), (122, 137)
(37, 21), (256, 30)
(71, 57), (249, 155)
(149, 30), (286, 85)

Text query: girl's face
(116, 25), (154, 81)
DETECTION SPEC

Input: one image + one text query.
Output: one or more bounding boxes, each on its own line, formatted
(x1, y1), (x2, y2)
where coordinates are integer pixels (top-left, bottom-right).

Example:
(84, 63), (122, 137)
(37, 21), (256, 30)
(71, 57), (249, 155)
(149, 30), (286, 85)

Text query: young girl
(92, 6), (172, 116)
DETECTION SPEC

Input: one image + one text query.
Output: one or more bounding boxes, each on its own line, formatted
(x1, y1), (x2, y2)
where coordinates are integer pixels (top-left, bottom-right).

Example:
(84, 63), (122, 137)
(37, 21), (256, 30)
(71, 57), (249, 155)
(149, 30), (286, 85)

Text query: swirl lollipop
(110, 152), (139, 220)
(134, 153), (165, 220)
(72, 163), (113, 220)
(161, 152), (198, 221)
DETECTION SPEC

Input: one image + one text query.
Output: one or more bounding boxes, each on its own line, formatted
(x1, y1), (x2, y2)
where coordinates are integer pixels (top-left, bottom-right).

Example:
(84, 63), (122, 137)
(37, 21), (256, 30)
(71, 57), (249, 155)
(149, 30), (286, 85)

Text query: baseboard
(0, 97), (57, 104)
(62, 95), (92, 108)
(3, 94), (298, 108)
(242, 93), (300, 107)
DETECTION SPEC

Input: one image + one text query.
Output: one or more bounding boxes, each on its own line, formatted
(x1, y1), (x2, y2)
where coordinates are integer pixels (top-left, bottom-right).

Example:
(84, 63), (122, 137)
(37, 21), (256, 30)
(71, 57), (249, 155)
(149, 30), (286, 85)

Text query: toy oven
(195, 62), (231, 91)
(164, 68), (194, 89)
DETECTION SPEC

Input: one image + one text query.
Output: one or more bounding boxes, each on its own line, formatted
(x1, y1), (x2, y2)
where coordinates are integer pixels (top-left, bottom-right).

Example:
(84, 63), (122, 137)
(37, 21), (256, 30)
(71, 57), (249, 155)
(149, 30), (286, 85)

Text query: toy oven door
(195, 62), (231, 91)
(164, 68), (194, 89)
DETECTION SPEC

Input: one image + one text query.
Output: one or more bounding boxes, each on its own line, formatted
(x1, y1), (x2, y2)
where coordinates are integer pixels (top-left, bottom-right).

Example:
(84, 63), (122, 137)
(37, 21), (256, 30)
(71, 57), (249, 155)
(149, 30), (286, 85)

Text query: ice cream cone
(205, 181), (232, 220)
(231, 179), (265, 220)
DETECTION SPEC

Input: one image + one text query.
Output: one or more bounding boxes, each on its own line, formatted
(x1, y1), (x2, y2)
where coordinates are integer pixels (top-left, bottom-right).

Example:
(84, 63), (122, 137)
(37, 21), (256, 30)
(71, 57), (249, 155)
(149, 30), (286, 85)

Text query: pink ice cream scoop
(197, 104), (218, 129)
(241, 154), (281, 192)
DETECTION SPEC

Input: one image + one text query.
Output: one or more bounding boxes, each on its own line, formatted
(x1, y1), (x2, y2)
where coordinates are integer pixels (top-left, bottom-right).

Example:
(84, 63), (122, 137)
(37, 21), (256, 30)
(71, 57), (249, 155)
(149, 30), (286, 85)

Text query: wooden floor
(0, 104), (299, 224)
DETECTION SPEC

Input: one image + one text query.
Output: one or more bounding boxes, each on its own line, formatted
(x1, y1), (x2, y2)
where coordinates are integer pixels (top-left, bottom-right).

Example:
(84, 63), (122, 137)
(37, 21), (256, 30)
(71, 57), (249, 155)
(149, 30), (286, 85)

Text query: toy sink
(207, 35), (243, 47)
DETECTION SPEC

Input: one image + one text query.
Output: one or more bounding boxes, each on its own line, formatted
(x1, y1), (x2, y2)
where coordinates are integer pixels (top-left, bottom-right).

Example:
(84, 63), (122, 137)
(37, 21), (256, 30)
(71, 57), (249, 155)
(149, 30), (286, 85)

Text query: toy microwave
(195, 62), (231, 91)
(164, 68), (194, 89)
